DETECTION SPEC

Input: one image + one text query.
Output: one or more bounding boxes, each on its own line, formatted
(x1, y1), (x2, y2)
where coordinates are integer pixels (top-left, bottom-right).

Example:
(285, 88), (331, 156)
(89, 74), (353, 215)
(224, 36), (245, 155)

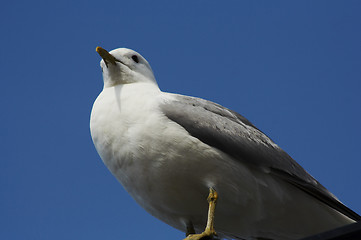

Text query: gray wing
(160, 93), (360, 221)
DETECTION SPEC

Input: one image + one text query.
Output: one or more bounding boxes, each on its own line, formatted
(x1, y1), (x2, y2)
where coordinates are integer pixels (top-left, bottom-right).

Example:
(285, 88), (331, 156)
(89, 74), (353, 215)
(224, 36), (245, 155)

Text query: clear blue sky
(1, 1), (360, 239)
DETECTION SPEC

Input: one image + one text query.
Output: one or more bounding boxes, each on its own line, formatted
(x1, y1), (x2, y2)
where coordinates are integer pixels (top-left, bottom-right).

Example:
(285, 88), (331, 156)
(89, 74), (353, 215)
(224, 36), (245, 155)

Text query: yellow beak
(96, 46), (117, 67)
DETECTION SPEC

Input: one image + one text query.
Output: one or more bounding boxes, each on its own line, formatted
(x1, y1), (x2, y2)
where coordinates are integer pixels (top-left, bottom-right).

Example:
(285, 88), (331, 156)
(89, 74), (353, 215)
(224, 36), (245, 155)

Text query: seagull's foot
(184, 188), (218, 240)
(184, 230), (216, 240)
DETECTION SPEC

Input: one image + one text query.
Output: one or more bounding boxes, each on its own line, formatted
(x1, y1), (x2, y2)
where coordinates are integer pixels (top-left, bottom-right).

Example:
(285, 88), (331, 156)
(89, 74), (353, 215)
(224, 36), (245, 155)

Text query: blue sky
(1, 1), (360, 239)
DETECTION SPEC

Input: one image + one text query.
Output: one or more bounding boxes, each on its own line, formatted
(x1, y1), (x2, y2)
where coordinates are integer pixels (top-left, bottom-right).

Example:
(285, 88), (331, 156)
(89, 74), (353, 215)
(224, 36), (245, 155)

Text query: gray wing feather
(160, 93), (360, 221)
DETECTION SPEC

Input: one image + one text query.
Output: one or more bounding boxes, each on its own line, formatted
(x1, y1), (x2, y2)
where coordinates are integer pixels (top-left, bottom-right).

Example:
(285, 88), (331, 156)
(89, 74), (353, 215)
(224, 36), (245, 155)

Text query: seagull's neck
(101, 82), (162, 108)
(104, 81), (159, 90)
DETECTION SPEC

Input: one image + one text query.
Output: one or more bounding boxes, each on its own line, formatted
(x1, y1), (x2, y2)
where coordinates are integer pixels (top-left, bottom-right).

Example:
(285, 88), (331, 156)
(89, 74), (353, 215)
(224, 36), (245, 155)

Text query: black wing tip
(271, 168), (361, 222)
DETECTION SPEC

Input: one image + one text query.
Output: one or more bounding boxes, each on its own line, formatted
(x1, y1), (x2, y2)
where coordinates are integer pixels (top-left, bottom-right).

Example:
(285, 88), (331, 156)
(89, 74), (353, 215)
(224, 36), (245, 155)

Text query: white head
(96, 47), (156, 88)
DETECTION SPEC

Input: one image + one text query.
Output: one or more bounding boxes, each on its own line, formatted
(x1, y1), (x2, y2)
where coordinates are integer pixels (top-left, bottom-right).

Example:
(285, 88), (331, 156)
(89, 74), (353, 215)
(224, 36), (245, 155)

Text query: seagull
(90, 47), (360, 240)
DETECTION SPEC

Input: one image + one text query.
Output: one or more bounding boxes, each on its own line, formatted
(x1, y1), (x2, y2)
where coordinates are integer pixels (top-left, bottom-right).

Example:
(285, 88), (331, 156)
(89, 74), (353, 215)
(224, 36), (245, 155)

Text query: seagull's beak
(96, 46), (117, 67)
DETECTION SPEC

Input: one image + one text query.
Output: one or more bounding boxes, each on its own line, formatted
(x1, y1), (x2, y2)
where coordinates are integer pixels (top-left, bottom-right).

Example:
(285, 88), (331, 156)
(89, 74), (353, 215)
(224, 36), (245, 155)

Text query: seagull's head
(96, 47), (156, 88)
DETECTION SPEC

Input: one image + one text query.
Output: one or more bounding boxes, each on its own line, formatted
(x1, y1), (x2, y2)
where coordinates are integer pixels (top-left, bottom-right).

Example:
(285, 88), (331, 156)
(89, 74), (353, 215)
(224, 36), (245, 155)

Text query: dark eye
(131, 55), (139, 63)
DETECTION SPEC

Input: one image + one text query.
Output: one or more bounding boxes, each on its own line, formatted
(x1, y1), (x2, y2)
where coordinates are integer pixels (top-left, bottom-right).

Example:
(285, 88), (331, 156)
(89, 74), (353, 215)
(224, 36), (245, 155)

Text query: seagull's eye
(131, 55), (139, 63)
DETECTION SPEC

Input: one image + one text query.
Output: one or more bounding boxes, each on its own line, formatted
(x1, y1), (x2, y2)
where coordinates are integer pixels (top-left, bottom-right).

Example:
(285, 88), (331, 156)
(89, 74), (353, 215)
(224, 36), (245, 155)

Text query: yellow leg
(184, 188), (218, 240)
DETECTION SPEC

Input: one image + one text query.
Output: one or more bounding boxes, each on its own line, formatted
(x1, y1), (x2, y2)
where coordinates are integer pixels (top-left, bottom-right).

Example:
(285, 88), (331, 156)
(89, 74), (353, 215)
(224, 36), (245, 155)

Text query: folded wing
(160, 93), (360, 221)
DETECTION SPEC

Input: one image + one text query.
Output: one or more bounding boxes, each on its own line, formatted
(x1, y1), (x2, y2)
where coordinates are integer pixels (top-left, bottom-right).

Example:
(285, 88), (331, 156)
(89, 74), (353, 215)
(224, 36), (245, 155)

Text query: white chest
(90, 83), (163, 173)
(90, 84), (201, 197)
